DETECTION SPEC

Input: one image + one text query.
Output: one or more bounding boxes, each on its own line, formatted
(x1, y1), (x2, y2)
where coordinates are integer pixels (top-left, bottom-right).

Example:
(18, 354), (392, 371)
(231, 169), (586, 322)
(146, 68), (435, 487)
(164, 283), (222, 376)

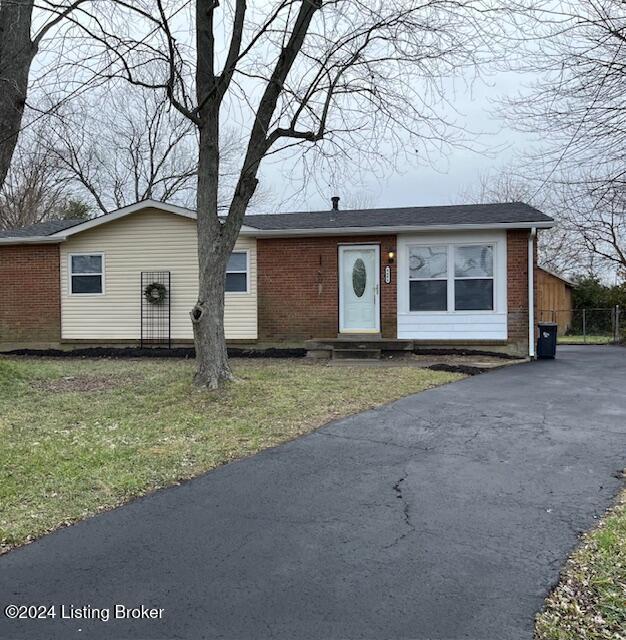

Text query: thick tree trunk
(192, 97), (237, 388)
(190, 0), (319, 388)
(0, 0), (36, 190)
(190, 249), (233, 389)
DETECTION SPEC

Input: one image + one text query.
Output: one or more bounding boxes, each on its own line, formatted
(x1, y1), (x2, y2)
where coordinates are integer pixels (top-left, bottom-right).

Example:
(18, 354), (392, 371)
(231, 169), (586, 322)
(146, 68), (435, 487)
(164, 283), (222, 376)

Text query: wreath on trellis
(144, 281), (167, 305)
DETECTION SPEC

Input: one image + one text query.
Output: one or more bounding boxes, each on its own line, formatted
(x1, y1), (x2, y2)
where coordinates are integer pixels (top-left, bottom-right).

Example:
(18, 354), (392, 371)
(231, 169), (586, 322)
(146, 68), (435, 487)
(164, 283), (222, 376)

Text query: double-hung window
(454, 245), (494, 311)
(70, 254), (103, 294)
(225, 252), (248, 292)
(408, 245), (448, 311)
(407, 243), (495, 312)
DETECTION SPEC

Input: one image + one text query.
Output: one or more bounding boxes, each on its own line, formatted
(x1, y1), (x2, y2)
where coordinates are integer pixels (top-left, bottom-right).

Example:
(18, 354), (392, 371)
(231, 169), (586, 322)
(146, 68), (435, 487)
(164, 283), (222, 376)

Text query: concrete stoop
(305, 338), (413, 361)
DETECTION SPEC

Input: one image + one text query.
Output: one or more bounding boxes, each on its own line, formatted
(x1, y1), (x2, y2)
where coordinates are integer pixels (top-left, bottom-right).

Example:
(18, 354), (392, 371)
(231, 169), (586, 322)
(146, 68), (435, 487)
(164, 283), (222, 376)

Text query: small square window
(70, 254), (103, 295)
(225, 251), (248, 292)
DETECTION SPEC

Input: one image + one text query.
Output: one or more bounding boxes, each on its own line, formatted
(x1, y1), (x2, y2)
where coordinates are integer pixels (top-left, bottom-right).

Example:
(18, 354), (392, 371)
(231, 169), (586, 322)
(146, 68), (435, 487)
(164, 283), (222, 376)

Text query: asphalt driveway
(1, 345), (625, 640)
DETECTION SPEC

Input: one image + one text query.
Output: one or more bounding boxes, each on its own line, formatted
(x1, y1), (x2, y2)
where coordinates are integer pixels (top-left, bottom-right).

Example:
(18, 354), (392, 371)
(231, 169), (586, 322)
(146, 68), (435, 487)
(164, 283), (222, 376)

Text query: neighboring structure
(0, 199), (554, 356)
(536, 266), (575, 335)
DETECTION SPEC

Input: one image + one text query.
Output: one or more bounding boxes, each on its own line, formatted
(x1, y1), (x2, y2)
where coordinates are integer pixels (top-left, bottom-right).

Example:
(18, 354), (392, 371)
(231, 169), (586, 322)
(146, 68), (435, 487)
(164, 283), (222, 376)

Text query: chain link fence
(538, 307), (623, 344)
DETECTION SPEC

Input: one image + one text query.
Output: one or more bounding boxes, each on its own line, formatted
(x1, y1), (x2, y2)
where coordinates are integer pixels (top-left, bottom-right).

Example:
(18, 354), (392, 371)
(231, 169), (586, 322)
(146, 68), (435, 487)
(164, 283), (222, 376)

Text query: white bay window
(407, 243), (495, 312)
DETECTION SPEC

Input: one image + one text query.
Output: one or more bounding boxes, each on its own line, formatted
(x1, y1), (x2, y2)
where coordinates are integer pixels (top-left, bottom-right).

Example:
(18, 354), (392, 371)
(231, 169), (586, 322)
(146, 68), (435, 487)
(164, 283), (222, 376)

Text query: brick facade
(0, 244), (61, 344)
(0, 230), (538, 353)
(258, 231), (536, 354)
(257, 236), (397, 341)
(506, 229), (537, 354)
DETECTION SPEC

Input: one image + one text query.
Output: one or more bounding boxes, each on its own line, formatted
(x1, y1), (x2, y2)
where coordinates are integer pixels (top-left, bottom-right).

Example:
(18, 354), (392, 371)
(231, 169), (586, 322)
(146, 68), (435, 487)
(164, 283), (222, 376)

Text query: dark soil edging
(3, 346), (307, 359)
(426, 363), (488, 376)
(413, 347), (521, 360)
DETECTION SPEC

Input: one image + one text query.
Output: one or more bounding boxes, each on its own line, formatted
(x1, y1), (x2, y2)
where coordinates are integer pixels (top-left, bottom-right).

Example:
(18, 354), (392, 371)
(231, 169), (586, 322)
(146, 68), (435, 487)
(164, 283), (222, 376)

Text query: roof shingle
(0, 201), (552, 239)
(243, 202), (552, 230)
(0, 219), (85, 238)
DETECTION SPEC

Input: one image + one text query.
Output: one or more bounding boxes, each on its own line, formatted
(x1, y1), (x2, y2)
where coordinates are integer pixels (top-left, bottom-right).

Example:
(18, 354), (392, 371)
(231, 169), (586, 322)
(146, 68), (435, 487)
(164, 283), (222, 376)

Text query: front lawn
(0, 356), (461, 553)
(535, 487), (626, 640)
(558, 335), (614, 345)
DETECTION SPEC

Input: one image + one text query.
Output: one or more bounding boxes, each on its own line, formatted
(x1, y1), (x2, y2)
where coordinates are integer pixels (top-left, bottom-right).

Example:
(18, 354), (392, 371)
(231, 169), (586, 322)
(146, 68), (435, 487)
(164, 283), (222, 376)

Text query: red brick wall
(507, 230), (537, 352)
(257, 236), (397, 341)
(0, 244), (61, 343)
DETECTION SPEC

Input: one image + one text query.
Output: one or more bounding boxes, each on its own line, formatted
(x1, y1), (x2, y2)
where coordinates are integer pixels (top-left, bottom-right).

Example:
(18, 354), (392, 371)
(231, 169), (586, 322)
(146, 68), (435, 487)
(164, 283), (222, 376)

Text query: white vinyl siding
(60, 208), (257, 340)
(397, 231), (507, 340)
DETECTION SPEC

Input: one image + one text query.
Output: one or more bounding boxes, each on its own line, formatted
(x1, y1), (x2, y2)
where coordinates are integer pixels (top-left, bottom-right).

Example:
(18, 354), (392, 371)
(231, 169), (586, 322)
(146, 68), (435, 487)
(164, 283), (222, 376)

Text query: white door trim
(338, 243), (381, 333)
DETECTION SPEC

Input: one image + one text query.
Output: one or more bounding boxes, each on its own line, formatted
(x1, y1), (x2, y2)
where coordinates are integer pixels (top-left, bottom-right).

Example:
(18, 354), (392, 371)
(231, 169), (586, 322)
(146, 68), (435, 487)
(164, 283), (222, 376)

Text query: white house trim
(244, 221), (554, 237)
(225, 248), (251, 295)
(396, 230), (508, 341)
(49, 200), (258, 239)
(67, 252), (106, 297)
(0, 236), (64, 245)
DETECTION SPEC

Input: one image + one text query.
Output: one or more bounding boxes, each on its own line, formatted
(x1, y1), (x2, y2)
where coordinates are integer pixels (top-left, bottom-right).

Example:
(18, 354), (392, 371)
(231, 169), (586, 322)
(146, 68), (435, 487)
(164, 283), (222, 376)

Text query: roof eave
(0, 235), (66, 245)
(243, 220), (555, 237)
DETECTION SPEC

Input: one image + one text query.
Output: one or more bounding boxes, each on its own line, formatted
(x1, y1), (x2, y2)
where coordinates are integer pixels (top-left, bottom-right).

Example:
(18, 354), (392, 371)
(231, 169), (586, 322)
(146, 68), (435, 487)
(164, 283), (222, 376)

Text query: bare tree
(73, 0), (511, 388)
(0, 134), (90, 230)
(560, 182), (626, 278)
(44, 87), (199, 213)
(502, 1), (626, 203)
(41, 81), (271, 214)
(0, 0), (88, 191)
(457, 167), (596, 278)
(490, 1), (626, 281)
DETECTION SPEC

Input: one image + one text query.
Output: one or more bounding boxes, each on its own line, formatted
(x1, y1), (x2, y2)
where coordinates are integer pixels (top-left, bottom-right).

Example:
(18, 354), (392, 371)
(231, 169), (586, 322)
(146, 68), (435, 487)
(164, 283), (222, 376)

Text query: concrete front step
(305, 338), (413, 352)
(332, 348), (382, 360)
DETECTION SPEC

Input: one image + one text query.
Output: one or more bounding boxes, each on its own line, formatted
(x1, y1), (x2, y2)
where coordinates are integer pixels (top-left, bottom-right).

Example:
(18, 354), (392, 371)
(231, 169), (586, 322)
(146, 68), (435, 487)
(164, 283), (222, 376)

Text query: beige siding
(60, 208), (257, 340)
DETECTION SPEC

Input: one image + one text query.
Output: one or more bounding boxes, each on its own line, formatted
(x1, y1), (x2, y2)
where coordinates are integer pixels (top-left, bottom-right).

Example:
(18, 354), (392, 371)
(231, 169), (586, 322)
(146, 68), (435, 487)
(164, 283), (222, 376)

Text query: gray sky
(263, 67), (536, 212)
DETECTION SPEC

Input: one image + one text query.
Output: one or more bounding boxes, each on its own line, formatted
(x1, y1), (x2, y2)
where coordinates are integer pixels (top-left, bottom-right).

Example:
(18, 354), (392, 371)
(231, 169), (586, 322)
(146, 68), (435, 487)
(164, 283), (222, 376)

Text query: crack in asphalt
(383, 476), (417, 550)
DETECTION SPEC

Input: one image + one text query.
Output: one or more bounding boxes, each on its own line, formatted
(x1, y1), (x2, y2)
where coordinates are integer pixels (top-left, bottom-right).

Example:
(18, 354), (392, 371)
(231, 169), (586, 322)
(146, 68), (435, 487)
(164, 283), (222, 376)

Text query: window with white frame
(225, 251), (248, 292)
(408, 245), (448, 311)
(407, 243), (495, 312)
(70, 254), (103, 294)
(454, 245), (494, 310)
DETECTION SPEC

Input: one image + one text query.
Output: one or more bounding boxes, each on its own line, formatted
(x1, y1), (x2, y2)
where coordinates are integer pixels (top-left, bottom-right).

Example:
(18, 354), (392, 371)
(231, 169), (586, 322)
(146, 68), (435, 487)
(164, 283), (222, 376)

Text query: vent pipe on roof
(331, 196), (340, 211)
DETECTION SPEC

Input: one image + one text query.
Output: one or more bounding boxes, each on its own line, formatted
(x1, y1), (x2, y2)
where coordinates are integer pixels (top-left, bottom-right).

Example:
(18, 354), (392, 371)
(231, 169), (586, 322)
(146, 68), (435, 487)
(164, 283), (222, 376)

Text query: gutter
(528, 227), (537, 358)
(240, 220), (555, 237)
(0, 236), (66, 245)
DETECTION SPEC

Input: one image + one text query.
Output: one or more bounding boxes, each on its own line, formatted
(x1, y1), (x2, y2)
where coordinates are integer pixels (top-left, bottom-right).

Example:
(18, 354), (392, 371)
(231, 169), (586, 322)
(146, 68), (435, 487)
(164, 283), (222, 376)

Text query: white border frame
(403, 241), (499, 315)
(68, 252), (105, 296)
(397, 230), (508, 317)
(225, 249), (250, 295)
(338, 243), (381, 334)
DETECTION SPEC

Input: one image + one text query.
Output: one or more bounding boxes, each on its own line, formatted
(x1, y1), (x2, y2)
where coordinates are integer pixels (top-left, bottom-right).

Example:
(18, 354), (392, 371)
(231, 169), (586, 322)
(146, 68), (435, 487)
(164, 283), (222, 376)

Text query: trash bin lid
(537, 322), (558, 327)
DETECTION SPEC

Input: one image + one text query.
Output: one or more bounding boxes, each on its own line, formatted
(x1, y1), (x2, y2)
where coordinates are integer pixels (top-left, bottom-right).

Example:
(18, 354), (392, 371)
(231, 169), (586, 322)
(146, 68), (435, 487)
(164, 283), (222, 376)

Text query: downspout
(528, 227), (537, 358)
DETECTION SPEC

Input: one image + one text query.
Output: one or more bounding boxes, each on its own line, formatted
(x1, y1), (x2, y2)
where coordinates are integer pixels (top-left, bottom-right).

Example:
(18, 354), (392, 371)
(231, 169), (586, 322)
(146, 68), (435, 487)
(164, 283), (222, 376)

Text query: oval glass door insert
(352, 258), (367, 297)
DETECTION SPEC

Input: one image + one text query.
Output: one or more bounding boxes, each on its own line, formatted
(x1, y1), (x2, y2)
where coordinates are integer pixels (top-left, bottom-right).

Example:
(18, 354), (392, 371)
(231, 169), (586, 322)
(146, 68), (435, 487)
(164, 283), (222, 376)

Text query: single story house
(536, 266), (575, 336)
(0, 199), (554, 356)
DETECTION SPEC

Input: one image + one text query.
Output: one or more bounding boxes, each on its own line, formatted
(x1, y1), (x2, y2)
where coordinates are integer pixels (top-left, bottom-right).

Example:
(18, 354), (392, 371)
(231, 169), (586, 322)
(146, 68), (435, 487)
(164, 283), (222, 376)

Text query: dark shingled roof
(0, 202), (552, 239)
(243, 202), (552, 230)
(0, 218), (85, 238)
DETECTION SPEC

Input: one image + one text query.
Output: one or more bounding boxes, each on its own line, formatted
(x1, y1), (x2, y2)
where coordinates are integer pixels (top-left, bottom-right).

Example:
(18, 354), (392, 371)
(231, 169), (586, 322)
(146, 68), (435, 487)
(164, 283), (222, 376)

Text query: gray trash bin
(537, 322), (558, 359)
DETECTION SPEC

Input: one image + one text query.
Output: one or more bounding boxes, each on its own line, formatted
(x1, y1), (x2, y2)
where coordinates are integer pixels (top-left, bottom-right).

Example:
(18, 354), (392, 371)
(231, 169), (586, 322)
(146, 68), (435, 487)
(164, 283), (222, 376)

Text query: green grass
(0, 356), (461, 553)
(558, 335), (614, 345)
(535, 487), (626, 640)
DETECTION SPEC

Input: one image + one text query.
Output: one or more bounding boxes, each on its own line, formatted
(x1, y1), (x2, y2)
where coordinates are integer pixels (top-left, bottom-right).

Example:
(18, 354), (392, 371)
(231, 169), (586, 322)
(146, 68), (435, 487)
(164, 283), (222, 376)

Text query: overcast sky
(263, 67), (536, 212)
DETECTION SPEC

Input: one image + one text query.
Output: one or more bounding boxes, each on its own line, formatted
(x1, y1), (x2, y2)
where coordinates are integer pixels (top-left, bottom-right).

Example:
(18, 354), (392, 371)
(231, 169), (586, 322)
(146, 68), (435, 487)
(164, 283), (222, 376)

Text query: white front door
(339, 245), (380, 333)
